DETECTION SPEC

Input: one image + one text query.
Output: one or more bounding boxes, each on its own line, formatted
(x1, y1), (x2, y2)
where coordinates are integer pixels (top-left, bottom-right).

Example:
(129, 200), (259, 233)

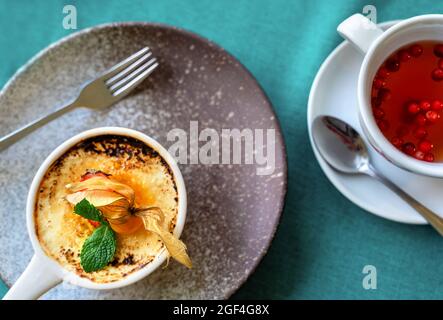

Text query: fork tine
(105, 52), (152, 86)
(102, 47), (150, 80)
(109, 58), (157, 92)
(112, 61), (159, 97)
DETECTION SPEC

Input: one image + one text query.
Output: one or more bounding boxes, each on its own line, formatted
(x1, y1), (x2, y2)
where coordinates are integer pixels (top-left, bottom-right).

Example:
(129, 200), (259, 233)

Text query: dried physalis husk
(65, 170), (192, 268)
(66, 189), (132, 223)
(66, 175), (135, 205)
(134, 207), (192, 269)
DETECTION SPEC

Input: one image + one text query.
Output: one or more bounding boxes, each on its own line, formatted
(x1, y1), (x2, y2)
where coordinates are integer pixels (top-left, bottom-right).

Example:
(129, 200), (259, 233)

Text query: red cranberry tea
(371, 41), (443, 163)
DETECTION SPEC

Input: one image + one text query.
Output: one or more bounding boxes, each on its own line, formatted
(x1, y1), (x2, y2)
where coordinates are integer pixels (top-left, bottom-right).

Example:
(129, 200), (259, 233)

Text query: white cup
(338, 14), (443, 177)
(3, 127), (187, 300)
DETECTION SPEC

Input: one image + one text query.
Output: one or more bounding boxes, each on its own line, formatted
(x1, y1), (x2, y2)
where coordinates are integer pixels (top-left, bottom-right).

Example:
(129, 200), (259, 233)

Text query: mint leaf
(80, 225), (116, 272)
(74, 198), (103, 222)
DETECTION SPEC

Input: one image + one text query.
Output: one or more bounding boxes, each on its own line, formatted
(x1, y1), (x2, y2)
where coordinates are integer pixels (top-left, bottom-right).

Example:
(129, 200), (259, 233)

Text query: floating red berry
(434, 44), (443, 57)
(418, 140), (434, 153)
(373, 78), (386, 89)
(424, 153), (435, 162)
(373, 108), (385, 119)
(409, 44), (423, 57)
(377, 119), (389, 132)
(414, 150), (425, 160)
(371, 97), (382, 108)
(431, 68), (443, 81)
(426, 110), (440, 123)
(419, 100), (431, 112)
(402, 142), (416, 156)
(377, 67), (390, 79)
(406, 101), (421, 114)
(398, 50), (412, 62)
(415, 114), (427, 126)
(378, 88), (391, 102)
(391, 137), (404, 148)
(414, 126), (428, 139)
(385, 58), (400, 72)
(431, 99), (443, 111)
(439, 59), (443, 69)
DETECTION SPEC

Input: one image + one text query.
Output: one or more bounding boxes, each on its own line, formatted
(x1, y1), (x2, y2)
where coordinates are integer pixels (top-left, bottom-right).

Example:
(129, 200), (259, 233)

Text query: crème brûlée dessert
(34, 135), (191, 283)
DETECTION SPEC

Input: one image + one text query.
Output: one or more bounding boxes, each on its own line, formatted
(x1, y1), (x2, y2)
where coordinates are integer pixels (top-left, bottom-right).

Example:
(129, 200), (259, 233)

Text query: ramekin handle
(3, 254), (62, 300)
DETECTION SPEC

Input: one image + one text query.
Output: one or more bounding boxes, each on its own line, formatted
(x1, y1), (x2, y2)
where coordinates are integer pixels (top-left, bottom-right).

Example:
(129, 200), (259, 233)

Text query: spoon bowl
(312, 116), (370, 174)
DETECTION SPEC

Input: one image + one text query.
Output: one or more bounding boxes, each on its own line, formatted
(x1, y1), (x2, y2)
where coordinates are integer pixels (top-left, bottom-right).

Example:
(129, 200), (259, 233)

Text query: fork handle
(0, 101), (78, 152)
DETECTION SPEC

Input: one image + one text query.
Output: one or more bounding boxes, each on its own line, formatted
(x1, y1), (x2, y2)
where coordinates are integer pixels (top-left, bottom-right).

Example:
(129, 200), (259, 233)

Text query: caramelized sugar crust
(35, 135), (178, 283)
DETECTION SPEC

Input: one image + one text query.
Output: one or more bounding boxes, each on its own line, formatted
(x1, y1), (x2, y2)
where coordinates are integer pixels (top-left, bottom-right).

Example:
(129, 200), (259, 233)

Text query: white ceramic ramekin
(3, 127), (187, 299)
(338, 14), (443, 177)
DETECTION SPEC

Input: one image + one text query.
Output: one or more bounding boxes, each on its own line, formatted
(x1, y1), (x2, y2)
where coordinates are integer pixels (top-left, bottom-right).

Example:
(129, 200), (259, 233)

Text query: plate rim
(0, 21), (288, 298)
(307, 20), (425, 225)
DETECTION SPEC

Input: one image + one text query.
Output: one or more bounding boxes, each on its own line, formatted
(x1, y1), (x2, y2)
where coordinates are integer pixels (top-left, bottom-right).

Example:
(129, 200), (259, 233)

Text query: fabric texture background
(1, 0), (443, 299)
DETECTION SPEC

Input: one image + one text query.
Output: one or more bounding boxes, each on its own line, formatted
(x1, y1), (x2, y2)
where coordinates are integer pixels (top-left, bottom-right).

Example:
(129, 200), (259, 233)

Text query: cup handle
(337, 13), (384, 54)
(2, 254), (62, 300)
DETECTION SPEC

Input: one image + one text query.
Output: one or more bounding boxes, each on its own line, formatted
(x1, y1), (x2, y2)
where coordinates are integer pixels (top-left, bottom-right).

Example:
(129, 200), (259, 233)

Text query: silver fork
(0, 47), (159, 152)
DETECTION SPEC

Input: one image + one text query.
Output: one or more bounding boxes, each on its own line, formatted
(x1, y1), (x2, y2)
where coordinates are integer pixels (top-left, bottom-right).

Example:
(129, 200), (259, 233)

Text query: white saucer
(308, 20), (443, 225)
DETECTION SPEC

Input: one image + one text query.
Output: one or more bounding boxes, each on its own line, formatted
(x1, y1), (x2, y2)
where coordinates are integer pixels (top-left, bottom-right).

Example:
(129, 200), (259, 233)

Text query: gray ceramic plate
(0, 22), (287, 299)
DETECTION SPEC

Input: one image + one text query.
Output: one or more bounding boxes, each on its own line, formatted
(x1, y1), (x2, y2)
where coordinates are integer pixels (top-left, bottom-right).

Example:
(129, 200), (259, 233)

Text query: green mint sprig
(74, 199), (116, 273)
(74, 198), (104, 223)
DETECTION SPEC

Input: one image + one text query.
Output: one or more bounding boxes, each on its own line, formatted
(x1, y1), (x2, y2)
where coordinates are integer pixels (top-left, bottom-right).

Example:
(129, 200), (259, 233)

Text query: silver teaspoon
(312, 115), (443, 235)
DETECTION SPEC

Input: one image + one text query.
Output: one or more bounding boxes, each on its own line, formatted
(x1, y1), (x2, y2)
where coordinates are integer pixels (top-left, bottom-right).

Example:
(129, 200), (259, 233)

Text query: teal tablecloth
(2, 0), (443, 299)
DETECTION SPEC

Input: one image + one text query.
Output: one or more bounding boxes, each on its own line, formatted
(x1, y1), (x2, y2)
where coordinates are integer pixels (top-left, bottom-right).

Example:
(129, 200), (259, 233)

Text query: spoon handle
(366, 166), (443, 235)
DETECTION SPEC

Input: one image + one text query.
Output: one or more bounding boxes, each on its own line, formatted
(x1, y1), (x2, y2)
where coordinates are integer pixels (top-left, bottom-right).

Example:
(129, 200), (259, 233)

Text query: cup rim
(26, 127), (187, 290)
(358, 14), (443, 177)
